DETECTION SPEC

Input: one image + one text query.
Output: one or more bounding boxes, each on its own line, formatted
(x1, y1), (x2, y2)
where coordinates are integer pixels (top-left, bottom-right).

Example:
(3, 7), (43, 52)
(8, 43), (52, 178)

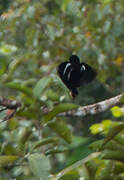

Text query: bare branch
(61, 93), (123, 117)
(0, 97), (21, 110)
(0, 97), (21, 122)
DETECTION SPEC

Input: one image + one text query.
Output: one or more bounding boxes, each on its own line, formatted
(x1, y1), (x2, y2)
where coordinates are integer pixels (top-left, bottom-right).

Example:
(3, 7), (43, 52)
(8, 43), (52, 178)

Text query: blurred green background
(0, 0), (124, 179)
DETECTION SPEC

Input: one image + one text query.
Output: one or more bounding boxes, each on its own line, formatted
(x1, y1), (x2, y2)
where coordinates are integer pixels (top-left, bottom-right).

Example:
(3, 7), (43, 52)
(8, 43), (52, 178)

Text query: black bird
(57, 55), (97, 98)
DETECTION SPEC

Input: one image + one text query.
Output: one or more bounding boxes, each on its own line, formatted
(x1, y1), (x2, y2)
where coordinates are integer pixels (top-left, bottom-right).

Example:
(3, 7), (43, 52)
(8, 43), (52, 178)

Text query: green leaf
(43, 103), (78, 123)
(103, 0), (113, 4)
(90, 123), (104, 135)
(8, 58), (23, 74)
(18, 127), (31, 144)
(90, 120), (112, 135)
(45, 147), (68, 155)
(89, 140), (104, 151)
(55, 170), (79, 180)
(0, 155), (18, 167)
(46, 89), (60, 101)
(47, 118), (72, 143)
(61, 0), (71, 12)
(0, 44), (17, 55)
(96, 161), (114, 180)
(28, 153), (50, 180)
(114, 133), (124, 146)
(114, 162), (124, 175)
(90, 139), (124, 151)
(102, 123), (124, 147)
(32, 137), (59, 150)
(33, 76), (52, 99)
(101, 150), (124, 162)
(111, 106), (123, 118)
(6, 82), (32, 96)
(0, 59), (7, 75)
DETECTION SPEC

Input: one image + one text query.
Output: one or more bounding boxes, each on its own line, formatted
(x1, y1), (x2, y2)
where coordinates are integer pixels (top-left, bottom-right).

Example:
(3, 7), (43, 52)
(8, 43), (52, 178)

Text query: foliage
(0, 0), (124, 179)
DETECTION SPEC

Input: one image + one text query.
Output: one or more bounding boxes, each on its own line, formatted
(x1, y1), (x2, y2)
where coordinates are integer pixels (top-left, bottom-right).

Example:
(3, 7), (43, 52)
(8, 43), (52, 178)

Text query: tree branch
(61, 93), (123, 117)
(0, 97), (21, 121)
(0, 97), (21, 109)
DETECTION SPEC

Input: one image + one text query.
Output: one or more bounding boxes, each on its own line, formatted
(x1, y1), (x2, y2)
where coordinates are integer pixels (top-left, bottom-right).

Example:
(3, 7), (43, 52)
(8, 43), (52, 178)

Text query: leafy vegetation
(0, 0), (124, 179)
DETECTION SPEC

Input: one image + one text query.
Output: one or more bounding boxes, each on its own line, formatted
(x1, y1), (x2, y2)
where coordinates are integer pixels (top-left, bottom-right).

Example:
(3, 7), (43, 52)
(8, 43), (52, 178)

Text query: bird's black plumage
(57, 55), (97, 98)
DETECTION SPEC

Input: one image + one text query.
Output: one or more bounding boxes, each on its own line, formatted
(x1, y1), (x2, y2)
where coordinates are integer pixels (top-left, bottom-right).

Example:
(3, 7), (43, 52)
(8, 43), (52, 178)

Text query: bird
(57, 55), (97, 98)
